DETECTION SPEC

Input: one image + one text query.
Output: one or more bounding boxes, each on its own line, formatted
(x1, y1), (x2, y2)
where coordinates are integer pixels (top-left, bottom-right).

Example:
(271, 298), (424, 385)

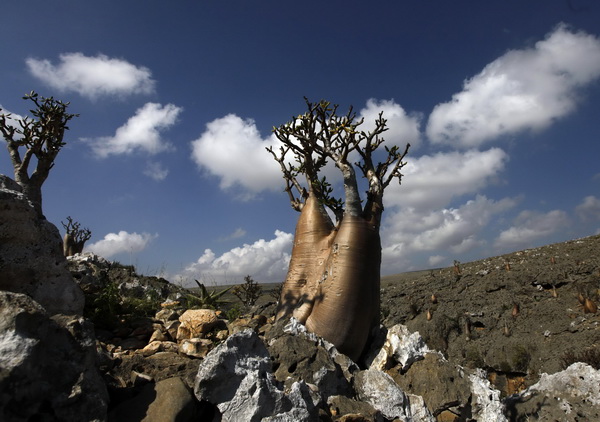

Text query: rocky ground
(381, 234), (600, 393)
(2, 171), (598, 421)
(64, 234), (599, 421)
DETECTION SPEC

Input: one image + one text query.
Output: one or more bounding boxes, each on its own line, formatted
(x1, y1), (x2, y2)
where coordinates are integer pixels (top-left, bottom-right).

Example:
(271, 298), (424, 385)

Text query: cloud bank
(177, 230), (292, 285)
(494, 210), (569, 250)
(85, 231), (157, 258)
(427, 24), (600, 147)
(26, 53), (155, 100)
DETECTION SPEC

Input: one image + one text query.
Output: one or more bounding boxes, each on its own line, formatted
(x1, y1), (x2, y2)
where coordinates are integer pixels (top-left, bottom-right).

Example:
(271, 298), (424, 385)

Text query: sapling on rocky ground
(232, 275), (262, 307)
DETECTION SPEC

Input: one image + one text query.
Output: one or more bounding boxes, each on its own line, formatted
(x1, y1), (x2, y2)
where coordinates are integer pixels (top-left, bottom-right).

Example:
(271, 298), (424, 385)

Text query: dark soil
(380, 234), (600, 395)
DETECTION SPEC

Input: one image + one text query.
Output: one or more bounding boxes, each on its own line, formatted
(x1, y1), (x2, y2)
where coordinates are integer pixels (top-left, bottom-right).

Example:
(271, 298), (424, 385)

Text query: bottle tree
(268, 99), (410, 361)
(0, 92), (78, 217)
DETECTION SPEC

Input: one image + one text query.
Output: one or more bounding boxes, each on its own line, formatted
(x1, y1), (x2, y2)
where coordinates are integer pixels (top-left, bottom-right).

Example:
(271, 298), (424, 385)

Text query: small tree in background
(0, 91), (78, 216)
(232, 275), (262, 307)
(61, 216), (92, 257)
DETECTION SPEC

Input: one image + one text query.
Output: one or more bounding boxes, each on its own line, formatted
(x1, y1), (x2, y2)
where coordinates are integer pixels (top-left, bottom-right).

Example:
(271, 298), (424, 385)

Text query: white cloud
(385, 148), (508, 210)
(190, 114), (282, 195)
(494, 209), (570, 250)
(143, 161), (169, 181)
(85, 231), (157, 258)
(381, 195), (518, 274)
(427, 24), (600, 148)
(178, 230), (293, 285)
(575, 195), (600, 221)
(26, 53), (155, 99)
(219, 228), (247, 241)
(359, 98), (422, 149)
(428, 255), (446, 267)
(86, 102), (182, 158)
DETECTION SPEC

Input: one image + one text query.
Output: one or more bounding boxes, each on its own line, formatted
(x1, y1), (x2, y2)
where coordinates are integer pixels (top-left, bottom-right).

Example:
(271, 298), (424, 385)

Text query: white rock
(368, 324), (430, 371)
(408, 394), (436, 422)
(355, 368), (412, 421)
(469, 369), (508, 422)
(521, 362), (600, 406)
(194, 330), (317, 421)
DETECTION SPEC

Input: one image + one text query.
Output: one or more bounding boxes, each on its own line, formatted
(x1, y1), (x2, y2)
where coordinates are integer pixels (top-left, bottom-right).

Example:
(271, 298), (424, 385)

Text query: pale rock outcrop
(389, 353), (471, 418)
(194, 329), (317, 421)
(177, 309), (221, 340)
(469, 369), (508, 422)
(354, 368), (412, 421)
(0, 291), (108, 421)
(0, 174), (84, 315)
(367, 324), (430, 371)
(504, 362), (600, 421)
(178, 338), (213, 358)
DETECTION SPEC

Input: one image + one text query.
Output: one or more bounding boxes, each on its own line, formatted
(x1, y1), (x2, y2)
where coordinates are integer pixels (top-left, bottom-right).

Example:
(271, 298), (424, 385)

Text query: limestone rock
(354, 368), (412, 421)
(141, 340), (179, 357)
(327, 395), (382, 421)
(0, 291), (108, 421)
(194, 330), (317, 421)
(268, 330), (353, 400)
(504, 363), (600, 421)
(469, 369), (507, 422)
(388, 353), (471, 417)
(179, 338), (213, 358)
(177, 309), (220, 339)
(367, 324), (430, 371)
(0, 175), (84, 315)
(109, 377), (197, 422)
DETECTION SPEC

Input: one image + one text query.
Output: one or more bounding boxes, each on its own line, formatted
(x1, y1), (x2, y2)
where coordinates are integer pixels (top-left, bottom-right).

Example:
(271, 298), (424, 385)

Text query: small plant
(560, 348), (600, 370)
(511, 345), (531, 372)
(465, 347), (485, 369)
(110, 261), (137, 276)
(232, 275), (262, 307)
(84, 280), (121, 329)
(225, 304), (243, 321)
(186, 280), (231, 309)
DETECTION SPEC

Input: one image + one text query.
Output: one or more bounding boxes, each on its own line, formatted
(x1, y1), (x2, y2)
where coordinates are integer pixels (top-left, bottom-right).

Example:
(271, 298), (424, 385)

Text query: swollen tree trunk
(305, 214), (381, 361)
(277, 192), (384, 361)
(276, 193), (336, 322)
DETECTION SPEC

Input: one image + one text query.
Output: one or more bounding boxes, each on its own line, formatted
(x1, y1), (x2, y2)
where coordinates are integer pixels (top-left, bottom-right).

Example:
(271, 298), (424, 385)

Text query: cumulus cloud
(26, 53), (155, 99)
(359, 98), (422, 149)
(85, 231), (157, 258)
(575, 195), (600, 221)
(385, 148), (508, 210)
(86, 102), (182, 158)
(190, 114), (282, 195)
(381, 195), (518, 274)
(427, 24), (600, 147)
(143, 161), (169, 181)
(178, 230), (293, 285)
(494, 209), (570, 250)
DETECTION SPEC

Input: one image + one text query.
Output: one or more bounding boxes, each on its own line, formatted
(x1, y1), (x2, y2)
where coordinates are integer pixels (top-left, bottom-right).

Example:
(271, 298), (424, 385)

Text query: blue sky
(2, 1), (600, 286)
